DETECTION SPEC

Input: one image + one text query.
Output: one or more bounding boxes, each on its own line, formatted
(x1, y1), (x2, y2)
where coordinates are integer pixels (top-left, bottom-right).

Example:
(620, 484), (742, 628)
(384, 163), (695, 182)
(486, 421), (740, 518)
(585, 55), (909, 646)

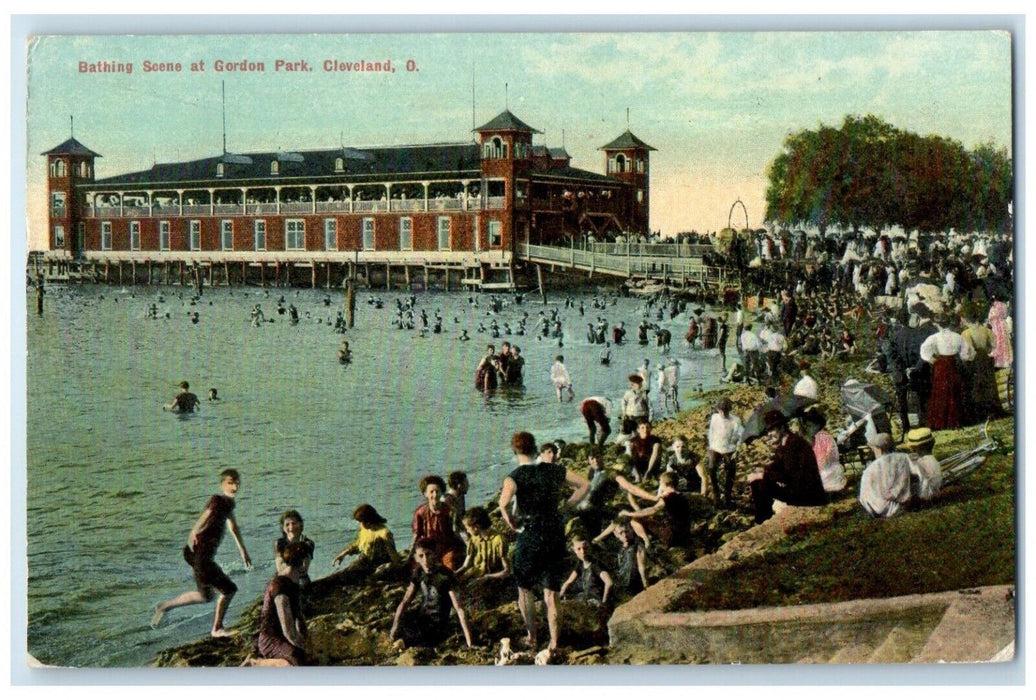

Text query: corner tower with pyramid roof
(601, 129), (655, 234)
(474, 109), (542, 249)
(42, 137), (100, 255)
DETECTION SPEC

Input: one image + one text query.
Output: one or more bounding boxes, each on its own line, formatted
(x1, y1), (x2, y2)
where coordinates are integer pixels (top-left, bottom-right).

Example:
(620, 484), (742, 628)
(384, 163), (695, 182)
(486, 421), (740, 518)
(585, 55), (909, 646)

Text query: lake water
(25, 283), (726, 667)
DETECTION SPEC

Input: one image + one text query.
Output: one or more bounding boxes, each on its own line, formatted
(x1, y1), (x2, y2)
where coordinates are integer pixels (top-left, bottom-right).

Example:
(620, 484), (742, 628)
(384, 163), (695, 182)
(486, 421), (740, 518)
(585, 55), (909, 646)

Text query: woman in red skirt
(919, 316), (975, 430)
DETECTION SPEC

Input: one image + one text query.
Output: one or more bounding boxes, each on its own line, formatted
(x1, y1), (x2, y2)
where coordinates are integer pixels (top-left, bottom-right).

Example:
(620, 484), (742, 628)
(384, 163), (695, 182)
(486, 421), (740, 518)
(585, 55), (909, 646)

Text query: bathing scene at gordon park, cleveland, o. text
(23, 30), (1015, 669)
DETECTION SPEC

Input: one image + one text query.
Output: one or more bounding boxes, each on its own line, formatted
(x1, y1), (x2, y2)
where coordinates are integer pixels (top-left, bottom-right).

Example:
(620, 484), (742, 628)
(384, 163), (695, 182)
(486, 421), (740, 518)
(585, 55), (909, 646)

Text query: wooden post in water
(385, 262), (391, 291)
(344, 277), (356, 328)
(36, 273), (44, 316)
(536, 263), (546, 304)
(259, 262), (265, 287)
(311, 261), (316, 289)
(444, 266), (450, 292)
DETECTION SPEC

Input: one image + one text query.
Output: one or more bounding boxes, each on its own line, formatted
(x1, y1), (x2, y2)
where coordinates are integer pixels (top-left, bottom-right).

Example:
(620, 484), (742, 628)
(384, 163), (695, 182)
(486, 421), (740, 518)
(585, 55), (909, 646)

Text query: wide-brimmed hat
(901, 427), (935, 449)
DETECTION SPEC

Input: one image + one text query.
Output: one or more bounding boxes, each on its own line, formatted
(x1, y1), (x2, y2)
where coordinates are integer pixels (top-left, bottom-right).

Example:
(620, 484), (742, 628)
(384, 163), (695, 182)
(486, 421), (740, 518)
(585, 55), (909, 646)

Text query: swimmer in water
(164, 381), (201, 413)
(338, 340), (352, 365)
(208, 388), (220, 402)
(459, 330), (470, 341)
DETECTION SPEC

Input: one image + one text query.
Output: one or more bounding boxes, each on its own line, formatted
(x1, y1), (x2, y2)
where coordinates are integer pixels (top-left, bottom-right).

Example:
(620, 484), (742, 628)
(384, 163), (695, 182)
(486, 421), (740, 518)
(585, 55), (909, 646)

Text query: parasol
(739, 393), (817, 445)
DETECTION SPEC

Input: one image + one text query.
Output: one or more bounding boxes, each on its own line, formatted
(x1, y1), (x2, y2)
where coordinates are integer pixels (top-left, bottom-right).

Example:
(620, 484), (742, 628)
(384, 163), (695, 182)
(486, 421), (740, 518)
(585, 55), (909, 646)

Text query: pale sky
(23, 30), (1013, 249)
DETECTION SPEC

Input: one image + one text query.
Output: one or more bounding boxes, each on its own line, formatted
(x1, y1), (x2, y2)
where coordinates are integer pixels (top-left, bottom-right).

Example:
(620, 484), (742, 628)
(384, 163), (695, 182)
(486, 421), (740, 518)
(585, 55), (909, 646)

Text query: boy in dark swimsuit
(152, 469), (252, 636)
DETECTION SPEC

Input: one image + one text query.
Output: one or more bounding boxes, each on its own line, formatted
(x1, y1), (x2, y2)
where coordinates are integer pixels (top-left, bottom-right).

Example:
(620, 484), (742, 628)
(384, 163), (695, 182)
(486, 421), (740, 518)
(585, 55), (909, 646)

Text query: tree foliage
(764, 115), (1012, 234)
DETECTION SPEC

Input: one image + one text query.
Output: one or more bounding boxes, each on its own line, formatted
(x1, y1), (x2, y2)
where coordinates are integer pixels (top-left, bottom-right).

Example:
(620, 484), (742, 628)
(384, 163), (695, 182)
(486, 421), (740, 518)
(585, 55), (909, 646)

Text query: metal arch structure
(728, 198), (749, 231)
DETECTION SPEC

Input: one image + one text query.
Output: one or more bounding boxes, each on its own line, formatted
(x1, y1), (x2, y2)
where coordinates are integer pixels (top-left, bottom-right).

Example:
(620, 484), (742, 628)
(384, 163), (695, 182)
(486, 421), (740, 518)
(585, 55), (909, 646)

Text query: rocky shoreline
(151, 316), (963, 668)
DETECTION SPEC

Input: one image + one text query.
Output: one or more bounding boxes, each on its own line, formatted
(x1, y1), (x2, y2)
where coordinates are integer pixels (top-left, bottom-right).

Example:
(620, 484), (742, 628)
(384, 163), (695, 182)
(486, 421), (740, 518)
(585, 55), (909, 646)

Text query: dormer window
(216, 162), (225, 178)
(335, 157), (344, 173)
(270, 160), (280, 176)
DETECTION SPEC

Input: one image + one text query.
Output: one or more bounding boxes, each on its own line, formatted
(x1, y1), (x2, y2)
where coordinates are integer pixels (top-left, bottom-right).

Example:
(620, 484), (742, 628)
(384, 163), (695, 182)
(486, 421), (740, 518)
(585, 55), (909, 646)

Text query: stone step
(827, 642), (880, 664)
(912, 588), (1015, 663)
(867, 624), (934, 663)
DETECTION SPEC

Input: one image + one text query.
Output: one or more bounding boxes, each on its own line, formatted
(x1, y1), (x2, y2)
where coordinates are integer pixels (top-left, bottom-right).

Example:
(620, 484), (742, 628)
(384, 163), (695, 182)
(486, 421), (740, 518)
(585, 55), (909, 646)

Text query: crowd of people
(150, 225), (1012, 666)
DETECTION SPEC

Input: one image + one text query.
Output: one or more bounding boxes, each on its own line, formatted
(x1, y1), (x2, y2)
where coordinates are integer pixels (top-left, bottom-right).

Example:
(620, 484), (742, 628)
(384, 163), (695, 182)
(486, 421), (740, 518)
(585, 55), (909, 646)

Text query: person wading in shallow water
(164, 381), (200, 413)
(152, 469), (253, 637)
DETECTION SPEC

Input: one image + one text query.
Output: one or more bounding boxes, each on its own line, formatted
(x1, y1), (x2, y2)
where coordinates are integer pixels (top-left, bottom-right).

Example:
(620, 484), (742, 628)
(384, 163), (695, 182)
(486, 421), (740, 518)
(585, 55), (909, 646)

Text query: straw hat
(901, 427), (935, 450)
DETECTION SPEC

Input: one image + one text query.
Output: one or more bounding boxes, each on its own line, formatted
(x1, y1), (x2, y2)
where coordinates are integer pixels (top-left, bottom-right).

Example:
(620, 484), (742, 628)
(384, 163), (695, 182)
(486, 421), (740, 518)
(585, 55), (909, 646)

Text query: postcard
(19, 24), (1017, 678)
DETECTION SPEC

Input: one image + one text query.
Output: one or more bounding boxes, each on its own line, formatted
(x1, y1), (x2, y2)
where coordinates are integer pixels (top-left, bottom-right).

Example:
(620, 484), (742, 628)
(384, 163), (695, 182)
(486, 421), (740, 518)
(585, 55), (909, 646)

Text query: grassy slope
(665, 414), (1015, 612)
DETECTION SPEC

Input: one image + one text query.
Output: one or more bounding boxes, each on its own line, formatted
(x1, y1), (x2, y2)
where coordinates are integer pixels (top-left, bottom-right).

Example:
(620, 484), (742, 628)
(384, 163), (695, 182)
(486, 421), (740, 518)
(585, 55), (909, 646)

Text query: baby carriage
(836, 378), (894, 451)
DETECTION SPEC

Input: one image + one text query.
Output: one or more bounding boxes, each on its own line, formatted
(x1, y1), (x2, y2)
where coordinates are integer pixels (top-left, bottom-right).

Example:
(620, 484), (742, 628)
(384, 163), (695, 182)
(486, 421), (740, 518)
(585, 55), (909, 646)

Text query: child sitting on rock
(593, 518), (648, 597)
(329, 504), (401, 584)
(389, 538), (473, 649)
(455, 506), (510, 581)
(559, 534), (613, 606)
(274, 509), (314, 590)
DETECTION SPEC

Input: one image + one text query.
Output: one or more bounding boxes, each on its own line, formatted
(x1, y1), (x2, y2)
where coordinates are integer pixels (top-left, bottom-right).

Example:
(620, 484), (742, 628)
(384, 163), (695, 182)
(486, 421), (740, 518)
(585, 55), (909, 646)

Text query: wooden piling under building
(28, 255), (521, 293)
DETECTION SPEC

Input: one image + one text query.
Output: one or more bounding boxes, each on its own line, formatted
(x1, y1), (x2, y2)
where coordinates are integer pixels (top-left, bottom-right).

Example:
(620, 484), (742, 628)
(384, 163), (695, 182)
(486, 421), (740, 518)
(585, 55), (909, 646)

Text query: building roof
(91, 142), (483, 188)
(474, 110), (542, 134)
(41, 137), (102, 157)
(534, 165), (620, 185)
(599, 130), (656, 152)
(533, 145), (571, 159)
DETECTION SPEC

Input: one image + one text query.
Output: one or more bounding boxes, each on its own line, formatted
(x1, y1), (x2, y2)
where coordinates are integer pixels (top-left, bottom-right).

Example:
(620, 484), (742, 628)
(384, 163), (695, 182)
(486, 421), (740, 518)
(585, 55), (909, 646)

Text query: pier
(28, 240), (740, 299)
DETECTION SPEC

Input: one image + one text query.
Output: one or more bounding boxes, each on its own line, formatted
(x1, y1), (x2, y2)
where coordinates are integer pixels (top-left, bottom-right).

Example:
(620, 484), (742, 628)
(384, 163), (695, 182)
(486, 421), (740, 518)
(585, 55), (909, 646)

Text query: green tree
(764, 115), (1012, 235)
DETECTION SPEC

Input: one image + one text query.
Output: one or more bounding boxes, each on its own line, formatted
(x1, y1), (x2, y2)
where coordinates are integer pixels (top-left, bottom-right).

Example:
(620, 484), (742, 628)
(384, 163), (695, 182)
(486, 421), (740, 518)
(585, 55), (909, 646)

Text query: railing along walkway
(517, 242), (732, 284)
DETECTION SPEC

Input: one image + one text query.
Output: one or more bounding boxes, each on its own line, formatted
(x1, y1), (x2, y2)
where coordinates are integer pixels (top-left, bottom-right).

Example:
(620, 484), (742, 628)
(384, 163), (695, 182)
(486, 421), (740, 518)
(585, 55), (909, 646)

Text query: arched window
(615, 154), (627, 173)
(270, 160), (280, 176)
(216, 163), (225, 178)
(335, 157), (344, 173)
(50, 159), (67, 177)
(79, 161), (90, 178)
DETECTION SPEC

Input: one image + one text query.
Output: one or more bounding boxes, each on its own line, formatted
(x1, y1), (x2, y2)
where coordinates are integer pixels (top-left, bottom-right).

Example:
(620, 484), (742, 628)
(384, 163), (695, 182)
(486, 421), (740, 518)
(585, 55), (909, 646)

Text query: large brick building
(42, 110), (654, 282)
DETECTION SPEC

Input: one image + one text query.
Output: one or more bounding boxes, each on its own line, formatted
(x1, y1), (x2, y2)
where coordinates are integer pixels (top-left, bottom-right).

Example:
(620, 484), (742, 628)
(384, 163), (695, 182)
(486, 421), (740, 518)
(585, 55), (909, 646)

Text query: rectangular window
(221, 220), (233, 251)
(254, 220), (267, 250)
(51, 192), (66, 217)
(76, 222), (85, 251)
(437, 216), (451, 251)
(488, 220), (502, 247)
(323, 218), (337, 250)
(53, 225), (65, 248)
(129, 221), (141, 251)
(362, 218), (375, 250)
(189, 220), (201, 251)
(101, 221), (112, 250)
(159, 221), (170, 251)
(285, 219), (305, 251)
(637, 189), (644, 203)
(399, 218), (412, 250)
